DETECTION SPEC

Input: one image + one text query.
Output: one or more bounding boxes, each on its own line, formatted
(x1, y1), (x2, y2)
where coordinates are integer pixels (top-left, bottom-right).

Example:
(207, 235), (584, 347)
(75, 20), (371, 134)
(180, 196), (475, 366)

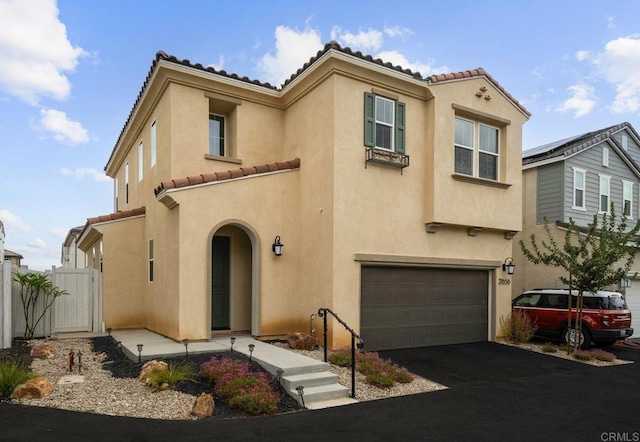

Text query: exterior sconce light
(248, 343), (255, 361)
(230, 336), (236, 352)
(137, 344), (143, 363)
(621, 277), (632, 288)
(502, 257), (515, 276)
(272, 236), (284, 256)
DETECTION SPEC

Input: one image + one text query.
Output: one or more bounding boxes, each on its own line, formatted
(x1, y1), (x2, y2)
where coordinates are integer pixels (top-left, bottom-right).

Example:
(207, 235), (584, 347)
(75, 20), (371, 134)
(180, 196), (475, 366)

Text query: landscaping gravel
(5, 336), (446, 420)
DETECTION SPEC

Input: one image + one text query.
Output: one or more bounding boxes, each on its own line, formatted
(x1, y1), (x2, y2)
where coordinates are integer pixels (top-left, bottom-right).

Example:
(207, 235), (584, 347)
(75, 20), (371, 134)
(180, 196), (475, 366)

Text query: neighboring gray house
(61, 226), (86, 269)
(513, 122), (640, 334)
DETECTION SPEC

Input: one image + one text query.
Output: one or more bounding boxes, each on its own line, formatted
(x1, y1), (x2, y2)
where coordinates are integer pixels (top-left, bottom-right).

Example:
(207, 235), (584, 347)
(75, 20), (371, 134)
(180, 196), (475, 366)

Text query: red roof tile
(86, 207), (146, 225)
(154, 158), (301, 196)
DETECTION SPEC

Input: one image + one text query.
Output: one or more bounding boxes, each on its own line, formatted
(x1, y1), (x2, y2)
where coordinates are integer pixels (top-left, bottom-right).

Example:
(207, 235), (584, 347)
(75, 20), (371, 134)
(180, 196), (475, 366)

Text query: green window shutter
(364, 92), (375, 147)
(395, 101), (405, 154)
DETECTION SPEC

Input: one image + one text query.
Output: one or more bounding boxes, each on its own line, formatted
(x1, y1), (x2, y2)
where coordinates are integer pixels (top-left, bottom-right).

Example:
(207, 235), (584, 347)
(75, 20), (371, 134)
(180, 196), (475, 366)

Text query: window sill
(365, 147), (409, 173)
(571, 206), (587, 212)
(452, 173), (511, 189)
(204, 154), (242, 164)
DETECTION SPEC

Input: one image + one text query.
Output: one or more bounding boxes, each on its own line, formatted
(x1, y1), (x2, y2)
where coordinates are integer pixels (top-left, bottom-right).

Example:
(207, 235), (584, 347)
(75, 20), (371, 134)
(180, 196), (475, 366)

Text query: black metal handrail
(317, 308), (364, 398)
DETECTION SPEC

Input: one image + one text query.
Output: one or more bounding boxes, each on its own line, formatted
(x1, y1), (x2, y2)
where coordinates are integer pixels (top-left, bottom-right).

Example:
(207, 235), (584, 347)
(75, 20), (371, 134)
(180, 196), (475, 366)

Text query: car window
(543, 294), (567, 308)
(514, 294), (541, 307)
(601, 296), (627, 310)
(582, 297), (600, 309)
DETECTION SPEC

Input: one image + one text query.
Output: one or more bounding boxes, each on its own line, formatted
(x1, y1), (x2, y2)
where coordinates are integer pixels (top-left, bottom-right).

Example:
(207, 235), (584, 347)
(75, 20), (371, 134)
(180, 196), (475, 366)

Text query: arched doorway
(211, 225), (253, 332)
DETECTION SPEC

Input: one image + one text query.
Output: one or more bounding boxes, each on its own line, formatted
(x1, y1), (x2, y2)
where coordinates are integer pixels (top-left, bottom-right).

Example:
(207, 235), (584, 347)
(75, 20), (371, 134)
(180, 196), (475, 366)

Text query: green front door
(212, 236), (230, 330)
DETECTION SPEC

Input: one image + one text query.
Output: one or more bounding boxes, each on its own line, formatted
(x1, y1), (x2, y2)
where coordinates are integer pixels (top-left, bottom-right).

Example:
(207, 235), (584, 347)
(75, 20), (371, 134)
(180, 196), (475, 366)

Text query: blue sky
(1, 0), (640, 270)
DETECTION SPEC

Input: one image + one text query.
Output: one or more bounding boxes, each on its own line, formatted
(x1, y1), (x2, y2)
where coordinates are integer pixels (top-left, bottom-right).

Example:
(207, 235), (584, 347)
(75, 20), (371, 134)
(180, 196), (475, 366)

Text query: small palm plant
(144, 361), (196, 390)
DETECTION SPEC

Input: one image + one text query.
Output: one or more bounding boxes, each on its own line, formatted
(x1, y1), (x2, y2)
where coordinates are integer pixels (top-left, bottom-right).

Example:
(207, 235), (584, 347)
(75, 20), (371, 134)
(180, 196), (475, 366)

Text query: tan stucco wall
(101, 52), (528, 347)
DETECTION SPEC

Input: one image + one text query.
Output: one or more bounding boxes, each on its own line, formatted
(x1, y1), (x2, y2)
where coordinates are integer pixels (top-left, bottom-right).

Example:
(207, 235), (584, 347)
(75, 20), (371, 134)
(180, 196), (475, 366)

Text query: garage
(624, 285), (640, 337)
(360, 266), (489, 351)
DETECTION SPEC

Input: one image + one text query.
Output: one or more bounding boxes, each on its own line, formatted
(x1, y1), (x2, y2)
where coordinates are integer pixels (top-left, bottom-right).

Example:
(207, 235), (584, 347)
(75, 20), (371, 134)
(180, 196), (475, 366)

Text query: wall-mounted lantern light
(502, 257), (515, 276)
(272, 236), (284, 257)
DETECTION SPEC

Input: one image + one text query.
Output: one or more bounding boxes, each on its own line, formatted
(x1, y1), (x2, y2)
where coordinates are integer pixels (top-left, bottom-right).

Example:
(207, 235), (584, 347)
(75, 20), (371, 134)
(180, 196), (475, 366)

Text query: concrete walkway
(109, 329), (356, 409)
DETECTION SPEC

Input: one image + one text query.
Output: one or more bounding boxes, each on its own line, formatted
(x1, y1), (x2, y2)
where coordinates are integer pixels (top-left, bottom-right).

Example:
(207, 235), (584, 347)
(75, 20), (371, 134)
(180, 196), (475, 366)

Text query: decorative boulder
(191, 393), (215, 418)
(11, 378), (54, 399)
(139, 360), (168, 384)
(287, 332), (318, 351)
(30, 343), (55, 359)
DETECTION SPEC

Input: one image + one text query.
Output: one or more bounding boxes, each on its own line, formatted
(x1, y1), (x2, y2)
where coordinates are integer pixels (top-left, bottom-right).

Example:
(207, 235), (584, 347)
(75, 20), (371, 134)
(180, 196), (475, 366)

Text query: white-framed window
(209, 114), (225, 156)
(623, 180), (634, 218)
(363, 92), (406, 154)
(150, 121), (157, 167)
(599, 174), (611, 213)
(572, 167), (586, 210)
(138, 141), (143, 181)
(622, 134), (628, 151)
(99, 241), (103, 273)
(602, 147), (609, 167)
(148, 239), (154, 282)
(114, 177), (119, 211)
(454, 117), (499, 180)
(125, 162), (129, 205)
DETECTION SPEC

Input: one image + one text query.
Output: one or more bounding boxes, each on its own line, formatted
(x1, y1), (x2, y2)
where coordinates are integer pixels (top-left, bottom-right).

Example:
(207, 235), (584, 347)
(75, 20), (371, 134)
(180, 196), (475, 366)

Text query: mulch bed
(91, 336), (302, 418)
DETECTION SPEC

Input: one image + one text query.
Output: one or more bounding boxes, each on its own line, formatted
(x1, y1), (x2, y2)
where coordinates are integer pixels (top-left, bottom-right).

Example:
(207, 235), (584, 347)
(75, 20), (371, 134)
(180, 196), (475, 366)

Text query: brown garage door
(360, 266), (489, 351)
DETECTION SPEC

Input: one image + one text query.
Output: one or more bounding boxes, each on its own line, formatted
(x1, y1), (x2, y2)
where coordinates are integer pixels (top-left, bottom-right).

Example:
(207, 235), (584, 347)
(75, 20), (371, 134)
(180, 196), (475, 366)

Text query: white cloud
(331, 26), (383, 52)
(592, 36), (640, 113)
(35, 108), (89, 145)
(375, 50), (449, 76)
(383, 25), (414, 39)
(49, 227), (68, 240)
(208, 55), (224, 71)
(28, 238), (47, 249)
(556, 84), (596, 117)
(607, 16), (616, 29)
(61, 167), (110, 182)
(0, 0), (86, 105)
(0, 209), (30, 232)
(575, 50), (590, 62)
(257, 26), (323, 86)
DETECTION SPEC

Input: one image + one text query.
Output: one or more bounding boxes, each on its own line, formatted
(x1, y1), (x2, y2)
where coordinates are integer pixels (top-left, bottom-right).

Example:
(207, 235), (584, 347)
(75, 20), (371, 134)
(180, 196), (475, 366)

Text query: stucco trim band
(354, 254), (501, 270)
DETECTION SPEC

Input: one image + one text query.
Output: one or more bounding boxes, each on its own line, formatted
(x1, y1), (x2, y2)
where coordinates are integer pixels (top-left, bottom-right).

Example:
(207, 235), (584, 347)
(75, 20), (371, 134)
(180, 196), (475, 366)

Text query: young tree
(520, 206), (640, 351)
(13, 271), (68, 339)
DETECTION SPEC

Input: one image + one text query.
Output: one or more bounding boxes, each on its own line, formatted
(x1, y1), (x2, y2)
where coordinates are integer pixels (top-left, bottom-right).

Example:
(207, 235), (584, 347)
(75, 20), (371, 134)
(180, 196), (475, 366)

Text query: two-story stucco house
(513, 122), (640, 334)
(77, 42), (529, 350)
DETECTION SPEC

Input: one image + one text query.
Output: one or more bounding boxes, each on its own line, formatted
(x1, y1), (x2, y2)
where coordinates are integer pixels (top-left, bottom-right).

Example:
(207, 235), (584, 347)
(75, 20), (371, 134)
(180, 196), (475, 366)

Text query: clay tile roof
(154, 158), (301, 196)
(86, 207), (146, 225)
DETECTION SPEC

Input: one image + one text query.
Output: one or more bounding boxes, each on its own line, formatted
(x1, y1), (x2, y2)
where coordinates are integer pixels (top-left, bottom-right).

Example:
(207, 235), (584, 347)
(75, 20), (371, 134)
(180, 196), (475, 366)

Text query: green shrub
(228, 384), (279, 415)
(0, 361), (38, 399)
(328, 351), (352, 367)
(145, 361), (196, 390)
(573, 350), (593, 361)
(541, 343), (558, 353)
(591, 350), (615, 362)
(389, 365), (414, 384)
(500, 311), (537, 343)
(365, 372), (395, 389)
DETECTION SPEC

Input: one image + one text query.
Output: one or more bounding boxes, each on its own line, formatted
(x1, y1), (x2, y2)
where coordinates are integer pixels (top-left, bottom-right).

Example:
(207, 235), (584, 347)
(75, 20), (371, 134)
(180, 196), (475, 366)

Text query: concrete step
(289, 383), (351, 406)
(305, 397), (359, 410)
(282, 371), (339, 391)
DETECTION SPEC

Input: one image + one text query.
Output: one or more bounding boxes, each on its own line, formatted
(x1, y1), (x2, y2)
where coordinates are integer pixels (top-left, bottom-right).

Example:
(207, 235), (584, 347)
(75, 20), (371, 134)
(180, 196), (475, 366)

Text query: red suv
(512, 289), (633, 349)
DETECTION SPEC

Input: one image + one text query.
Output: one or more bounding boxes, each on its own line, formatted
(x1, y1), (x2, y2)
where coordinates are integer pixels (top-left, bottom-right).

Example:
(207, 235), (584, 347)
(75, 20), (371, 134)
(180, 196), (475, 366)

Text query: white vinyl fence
(0, 266), (102, 348)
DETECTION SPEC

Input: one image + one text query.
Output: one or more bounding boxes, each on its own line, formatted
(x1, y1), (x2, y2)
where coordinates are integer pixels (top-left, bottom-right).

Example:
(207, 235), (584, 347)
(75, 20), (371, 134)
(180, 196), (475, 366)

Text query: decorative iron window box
(365, 147), (410, 174)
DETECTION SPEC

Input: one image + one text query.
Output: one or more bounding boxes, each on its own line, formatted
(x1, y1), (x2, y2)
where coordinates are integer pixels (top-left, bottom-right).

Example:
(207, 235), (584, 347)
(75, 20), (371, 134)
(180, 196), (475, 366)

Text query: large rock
(139, 360), (168, 384)
(191, 393), (215, 418)
(287, 332), (318, 351)
(11, 377), (54, 399)
(30, 343), (55, 359)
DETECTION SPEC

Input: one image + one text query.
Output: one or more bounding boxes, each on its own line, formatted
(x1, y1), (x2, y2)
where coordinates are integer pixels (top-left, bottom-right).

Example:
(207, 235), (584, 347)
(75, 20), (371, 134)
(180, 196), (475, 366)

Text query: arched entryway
(210, 224), (254, 333)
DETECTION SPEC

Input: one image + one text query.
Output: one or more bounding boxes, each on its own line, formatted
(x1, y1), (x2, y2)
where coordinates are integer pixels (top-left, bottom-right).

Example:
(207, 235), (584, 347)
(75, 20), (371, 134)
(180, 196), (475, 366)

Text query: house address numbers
(498, 278), (511, 285)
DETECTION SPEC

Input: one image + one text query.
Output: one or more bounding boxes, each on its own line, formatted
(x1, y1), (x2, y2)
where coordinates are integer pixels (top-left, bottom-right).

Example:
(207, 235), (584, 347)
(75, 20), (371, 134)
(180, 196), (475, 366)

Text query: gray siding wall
(537, 162), (563, 224)
(612, 128), (640, 166)
(564, 142), (639, 226)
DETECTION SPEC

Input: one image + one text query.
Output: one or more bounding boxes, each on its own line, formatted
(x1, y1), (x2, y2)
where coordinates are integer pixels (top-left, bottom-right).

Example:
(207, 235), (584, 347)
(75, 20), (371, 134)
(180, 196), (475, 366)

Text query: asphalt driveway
(1, 342), (639, 442)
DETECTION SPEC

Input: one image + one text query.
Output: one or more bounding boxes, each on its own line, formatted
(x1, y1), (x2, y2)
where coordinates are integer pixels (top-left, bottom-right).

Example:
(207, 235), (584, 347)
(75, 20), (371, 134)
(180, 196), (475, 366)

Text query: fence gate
(51, 268), (96, 333)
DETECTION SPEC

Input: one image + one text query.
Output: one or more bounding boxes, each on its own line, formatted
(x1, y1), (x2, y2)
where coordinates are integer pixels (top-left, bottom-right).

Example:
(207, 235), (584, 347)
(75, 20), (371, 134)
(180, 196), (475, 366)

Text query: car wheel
(561, 326), (592, 350)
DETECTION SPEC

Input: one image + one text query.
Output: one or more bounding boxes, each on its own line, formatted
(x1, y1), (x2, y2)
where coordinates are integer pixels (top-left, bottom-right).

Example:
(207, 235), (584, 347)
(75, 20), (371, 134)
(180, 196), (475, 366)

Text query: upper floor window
(125, 162), (129, 205)
(209, 114), (225, 156)
(150, 121), (157, 167)
(364, 92), (405, 154)
(599, 174), (610, 213)
(623, 180), (634, 218)
(138, 141), (143, 181)
(148, 239), (154, 282)
(602, 147), (609, 167)
(114, 177), (119, 211)
(573, 167), (586, 210)
(455, 117), (499, 180)
(622, 134), (628, 151)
